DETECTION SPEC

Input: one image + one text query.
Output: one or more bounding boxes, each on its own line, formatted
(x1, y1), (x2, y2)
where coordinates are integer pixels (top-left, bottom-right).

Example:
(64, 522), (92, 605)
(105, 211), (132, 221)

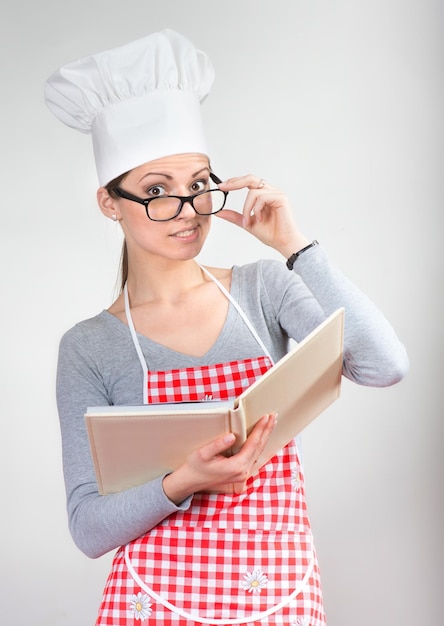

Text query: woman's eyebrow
(192, 167), (210, 177)
(137, 167), (210, 184)
(137, 171), (172, 184)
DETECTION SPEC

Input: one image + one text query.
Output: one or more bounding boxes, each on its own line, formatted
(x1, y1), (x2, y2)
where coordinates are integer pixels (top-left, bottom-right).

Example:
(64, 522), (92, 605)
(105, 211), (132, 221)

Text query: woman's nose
(177, 198), (197, 219)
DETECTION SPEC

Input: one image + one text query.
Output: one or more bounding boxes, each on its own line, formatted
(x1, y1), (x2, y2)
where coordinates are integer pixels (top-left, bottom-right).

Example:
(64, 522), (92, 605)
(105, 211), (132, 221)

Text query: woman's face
(107, 153), (214, 265)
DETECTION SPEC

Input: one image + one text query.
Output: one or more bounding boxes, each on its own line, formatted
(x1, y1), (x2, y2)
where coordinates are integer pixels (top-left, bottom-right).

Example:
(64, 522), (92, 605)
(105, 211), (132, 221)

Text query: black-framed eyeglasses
(112, 172), (228, 222)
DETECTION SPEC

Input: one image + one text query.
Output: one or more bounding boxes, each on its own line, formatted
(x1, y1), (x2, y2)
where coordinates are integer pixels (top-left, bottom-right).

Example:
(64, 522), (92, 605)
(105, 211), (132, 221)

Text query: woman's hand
(216, 174), (310, 258)
(162, 412), (277, 503)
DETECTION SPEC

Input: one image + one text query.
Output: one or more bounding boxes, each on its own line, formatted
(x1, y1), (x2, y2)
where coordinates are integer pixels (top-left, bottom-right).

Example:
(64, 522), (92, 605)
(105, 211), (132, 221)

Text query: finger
(218, 174), (271, 192)
(240, 413), (277, 462)
(242, 192), (266, 225)
(231, 413), (277, 484)
(215, 208), (246, 228)
(244, 190), (289, 225)
(198, 432), (236, 462)
(216, 204), (263, 230)
(242, 191), (277, 226)
(253, 412), (278, 446)
(232, 480), (248, 495)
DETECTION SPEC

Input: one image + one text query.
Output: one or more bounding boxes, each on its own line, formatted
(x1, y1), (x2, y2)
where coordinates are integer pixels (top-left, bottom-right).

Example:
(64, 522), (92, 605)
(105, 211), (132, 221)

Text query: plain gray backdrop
(1, 1), (442, 624)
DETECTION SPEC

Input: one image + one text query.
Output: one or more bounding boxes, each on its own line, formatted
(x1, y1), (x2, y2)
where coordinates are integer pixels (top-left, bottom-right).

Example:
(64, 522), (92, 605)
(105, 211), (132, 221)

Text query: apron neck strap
(199, 265), (274, 362)
(124, 283), (149, 404)
(123, 266), (274, 405)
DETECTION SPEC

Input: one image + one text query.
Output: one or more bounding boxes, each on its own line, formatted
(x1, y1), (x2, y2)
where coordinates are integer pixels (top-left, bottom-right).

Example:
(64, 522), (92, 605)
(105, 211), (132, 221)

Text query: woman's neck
(125, 258), (205, 306)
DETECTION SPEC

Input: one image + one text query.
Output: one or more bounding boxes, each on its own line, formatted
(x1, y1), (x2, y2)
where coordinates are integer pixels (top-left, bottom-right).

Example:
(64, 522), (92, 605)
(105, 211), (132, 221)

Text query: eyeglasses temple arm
(210, 172), (223, 185)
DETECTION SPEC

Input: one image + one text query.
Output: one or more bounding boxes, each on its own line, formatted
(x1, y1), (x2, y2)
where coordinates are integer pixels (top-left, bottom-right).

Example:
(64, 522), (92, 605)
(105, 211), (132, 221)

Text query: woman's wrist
(278, 236), (311, 260)
(285, 240), (319, 270)
(162, 469), (196, 506)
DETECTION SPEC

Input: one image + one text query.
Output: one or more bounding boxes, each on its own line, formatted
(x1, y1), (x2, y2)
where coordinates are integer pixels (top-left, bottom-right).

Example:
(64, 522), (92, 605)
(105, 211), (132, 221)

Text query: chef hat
(44, 29), (214, 186)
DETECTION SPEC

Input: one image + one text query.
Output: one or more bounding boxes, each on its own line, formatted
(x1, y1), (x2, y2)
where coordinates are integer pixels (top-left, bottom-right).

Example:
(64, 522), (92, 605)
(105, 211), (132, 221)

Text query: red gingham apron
(96, 269), (326, 625)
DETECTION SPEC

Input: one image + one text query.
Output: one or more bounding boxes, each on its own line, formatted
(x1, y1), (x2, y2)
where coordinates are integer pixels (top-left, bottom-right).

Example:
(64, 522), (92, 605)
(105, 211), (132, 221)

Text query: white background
(1, 1), (442, 624)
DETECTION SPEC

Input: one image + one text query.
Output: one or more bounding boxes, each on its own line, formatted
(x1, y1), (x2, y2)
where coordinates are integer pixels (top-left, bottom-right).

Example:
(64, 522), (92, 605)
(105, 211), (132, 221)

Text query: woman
(46, 30), (408, 625)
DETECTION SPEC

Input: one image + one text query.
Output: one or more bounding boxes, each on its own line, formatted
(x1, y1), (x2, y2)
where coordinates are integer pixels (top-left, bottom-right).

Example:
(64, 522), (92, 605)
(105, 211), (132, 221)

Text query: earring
(112, 214), (118, 222)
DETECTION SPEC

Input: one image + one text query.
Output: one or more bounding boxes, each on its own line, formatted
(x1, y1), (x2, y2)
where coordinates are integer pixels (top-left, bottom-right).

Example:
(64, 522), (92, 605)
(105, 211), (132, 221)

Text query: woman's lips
(170, 226), (199, 240)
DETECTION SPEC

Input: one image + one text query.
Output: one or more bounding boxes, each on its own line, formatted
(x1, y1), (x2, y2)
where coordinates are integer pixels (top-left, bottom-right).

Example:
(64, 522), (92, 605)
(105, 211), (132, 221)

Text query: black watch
(286, 240), (319, 270)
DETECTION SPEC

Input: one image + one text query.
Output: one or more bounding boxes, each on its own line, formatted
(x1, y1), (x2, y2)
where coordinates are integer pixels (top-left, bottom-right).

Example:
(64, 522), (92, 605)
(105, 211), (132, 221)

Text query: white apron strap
(199, 265), (274, 363)
(123, 265), (275, 405)
(124, 283), (149, 404)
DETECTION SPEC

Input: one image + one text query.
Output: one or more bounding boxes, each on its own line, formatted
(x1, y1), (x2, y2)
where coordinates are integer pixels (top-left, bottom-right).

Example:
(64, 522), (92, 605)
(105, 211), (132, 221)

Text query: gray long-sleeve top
(56, 247), (409, 558)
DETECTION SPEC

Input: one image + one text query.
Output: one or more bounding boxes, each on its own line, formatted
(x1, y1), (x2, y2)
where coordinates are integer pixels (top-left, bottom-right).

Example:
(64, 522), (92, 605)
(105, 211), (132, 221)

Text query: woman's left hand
(216, 174), (309, 258)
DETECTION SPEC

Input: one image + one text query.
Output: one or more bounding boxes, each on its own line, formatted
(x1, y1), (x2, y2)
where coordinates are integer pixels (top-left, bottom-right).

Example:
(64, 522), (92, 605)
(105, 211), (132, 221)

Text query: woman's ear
(97, 187), (120, 221)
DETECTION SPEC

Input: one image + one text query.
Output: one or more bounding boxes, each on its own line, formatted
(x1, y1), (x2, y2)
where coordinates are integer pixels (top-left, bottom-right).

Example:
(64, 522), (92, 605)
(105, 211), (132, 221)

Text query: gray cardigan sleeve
(290, 246), (409, 386)
(56, 329), (193, 559)
(241, 248), (408, 387)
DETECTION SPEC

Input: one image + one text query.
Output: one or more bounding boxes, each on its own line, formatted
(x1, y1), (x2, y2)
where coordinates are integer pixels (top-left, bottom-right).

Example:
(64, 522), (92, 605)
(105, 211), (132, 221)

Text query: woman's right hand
(216, 175), (309, 259)
(162, 412), (277, 503)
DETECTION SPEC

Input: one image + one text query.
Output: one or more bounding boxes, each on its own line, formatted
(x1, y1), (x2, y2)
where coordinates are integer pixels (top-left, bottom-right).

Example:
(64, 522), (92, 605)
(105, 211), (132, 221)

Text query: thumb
(199, 432), (236, 461)
(216, 209), (246, 228)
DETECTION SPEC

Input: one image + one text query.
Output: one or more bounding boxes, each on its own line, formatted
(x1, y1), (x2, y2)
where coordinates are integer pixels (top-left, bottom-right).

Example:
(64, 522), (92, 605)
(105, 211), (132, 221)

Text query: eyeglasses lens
(148, 189), (226, 221)
(193, 190), (226, 215)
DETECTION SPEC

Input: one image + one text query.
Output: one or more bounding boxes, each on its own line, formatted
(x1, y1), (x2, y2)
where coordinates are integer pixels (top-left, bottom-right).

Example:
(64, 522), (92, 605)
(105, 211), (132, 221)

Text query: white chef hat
(44, 29), (214, 186)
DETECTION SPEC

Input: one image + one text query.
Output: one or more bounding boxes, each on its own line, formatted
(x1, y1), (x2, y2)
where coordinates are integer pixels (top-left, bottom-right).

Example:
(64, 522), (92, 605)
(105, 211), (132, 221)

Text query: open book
(85, 308), (344, 495)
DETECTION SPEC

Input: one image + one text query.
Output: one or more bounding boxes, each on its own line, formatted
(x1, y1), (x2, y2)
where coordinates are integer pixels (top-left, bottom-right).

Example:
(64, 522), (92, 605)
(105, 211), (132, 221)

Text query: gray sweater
(56, 246), (408, 558)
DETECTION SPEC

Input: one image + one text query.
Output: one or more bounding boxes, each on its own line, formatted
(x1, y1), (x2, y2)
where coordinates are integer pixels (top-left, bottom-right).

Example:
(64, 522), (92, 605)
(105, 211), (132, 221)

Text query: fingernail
(224, 433), (236, 444)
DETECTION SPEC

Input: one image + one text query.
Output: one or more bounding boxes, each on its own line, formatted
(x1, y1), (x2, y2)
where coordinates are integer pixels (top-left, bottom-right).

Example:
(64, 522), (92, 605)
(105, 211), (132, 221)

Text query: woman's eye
(190, 180), (207, 193)
(147, 185), (167, 198)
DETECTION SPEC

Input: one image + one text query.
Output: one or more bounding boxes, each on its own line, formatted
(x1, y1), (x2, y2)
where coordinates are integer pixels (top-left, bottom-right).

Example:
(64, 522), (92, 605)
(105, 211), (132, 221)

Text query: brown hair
(105, 172), (129, 294)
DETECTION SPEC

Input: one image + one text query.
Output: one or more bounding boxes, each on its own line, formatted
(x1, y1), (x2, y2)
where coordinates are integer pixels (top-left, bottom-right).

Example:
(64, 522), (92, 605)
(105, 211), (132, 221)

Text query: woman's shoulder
(59, 310), (120, 349)
(233, 258), (294, 288)
(204, 258), (286, 278)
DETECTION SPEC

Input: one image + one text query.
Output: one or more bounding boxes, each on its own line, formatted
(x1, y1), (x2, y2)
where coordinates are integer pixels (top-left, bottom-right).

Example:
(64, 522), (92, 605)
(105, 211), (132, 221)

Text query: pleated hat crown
(45, 29), (214, 185)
